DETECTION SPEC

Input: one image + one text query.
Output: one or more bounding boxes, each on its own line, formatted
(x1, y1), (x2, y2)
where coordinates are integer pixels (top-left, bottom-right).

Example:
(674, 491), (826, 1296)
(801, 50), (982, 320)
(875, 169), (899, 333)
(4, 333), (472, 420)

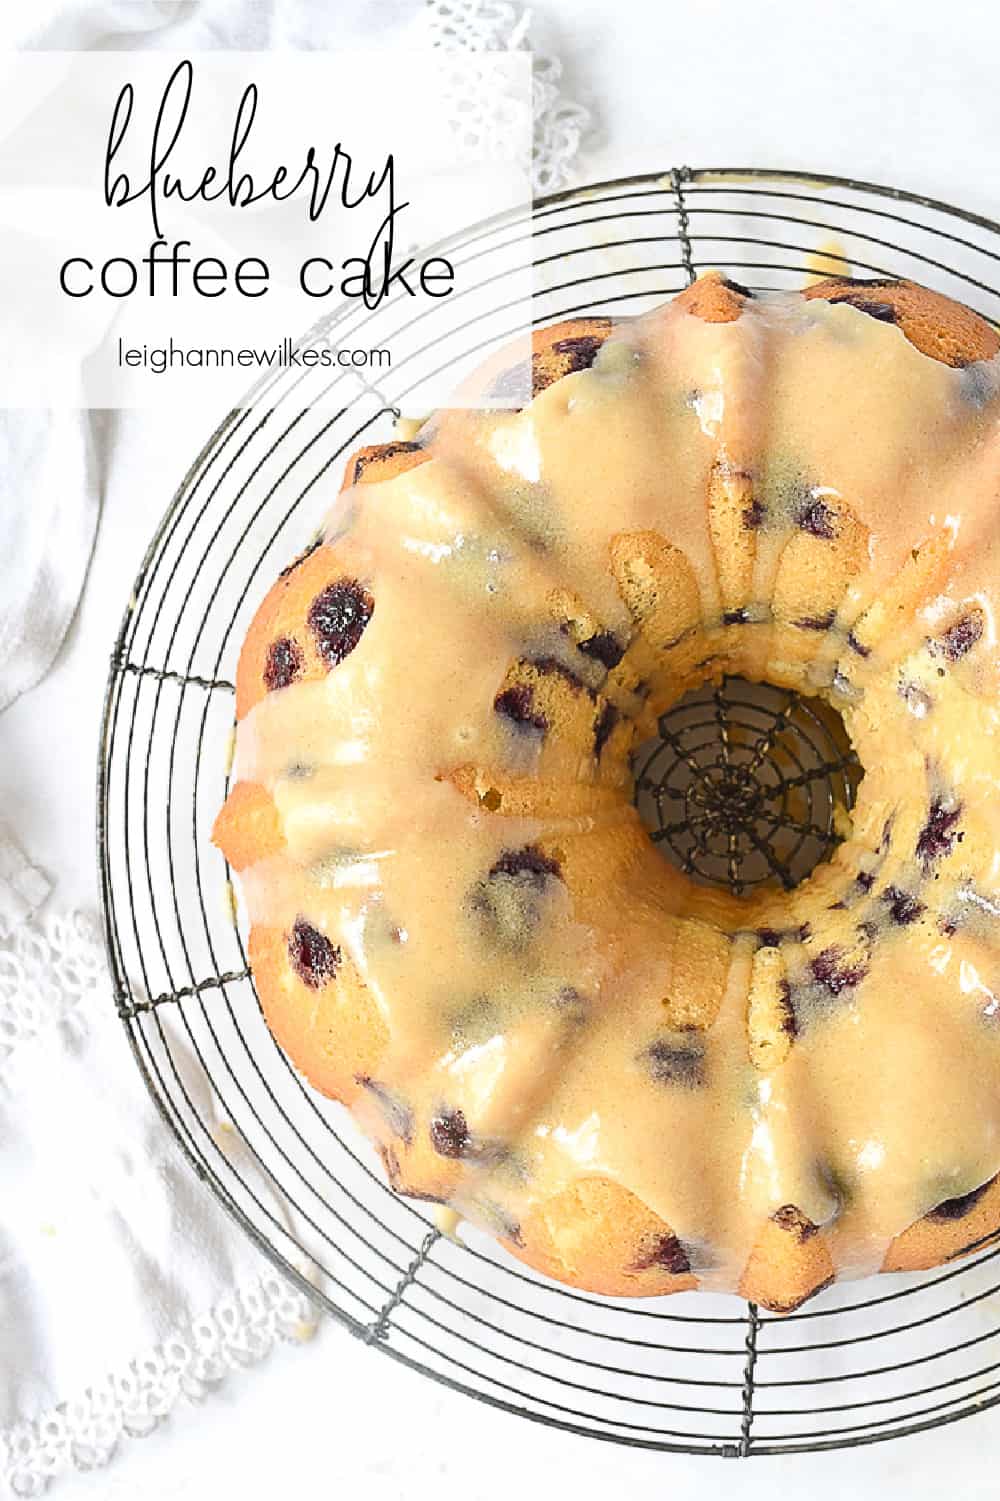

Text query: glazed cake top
(225, 279), (1000, 1294)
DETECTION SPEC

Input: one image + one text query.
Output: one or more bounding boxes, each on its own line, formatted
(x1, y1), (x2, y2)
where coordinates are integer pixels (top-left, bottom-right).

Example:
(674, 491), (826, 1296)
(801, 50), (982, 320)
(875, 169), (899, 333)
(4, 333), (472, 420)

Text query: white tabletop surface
(8, 0), (1000, 1494)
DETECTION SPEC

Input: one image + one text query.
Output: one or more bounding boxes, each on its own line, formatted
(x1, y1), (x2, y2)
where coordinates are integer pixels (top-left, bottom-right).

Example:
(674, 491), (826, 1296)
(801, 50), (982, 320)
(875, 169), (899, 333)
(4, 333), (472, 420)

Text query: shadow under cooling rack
(98, 167), (1000, 1457)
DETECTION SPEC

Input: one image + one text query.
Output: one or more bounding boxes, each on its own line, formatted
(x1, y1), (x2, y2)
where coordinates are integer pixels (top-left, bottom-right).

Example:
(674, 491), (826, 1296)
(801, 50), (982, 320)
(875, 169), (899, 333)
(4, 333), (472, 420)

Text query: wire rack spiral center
(634, 679), (860, 894)
(99, 167), (1000, 1458)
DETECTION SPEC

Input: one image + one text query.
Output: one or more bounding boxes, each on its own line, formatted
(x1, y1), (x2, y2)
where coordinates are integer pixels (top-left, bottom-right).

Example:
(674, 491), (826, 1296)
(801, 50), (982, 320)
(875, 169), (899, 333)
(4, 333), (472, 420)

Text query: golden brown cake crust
(675, 270), (753, 324)
(739, 1206), (835, 1313)
(528, 316), (614, 394)
(510, 1176), (698, 1298)
(803, 275), (1000, 367)
(247, 922), (387, 1107)
(214, 271), (1000, 1312)
(233, 540), (377, 719)
(340, 440), (430, 493)
(882, 1174), (1000, 1273)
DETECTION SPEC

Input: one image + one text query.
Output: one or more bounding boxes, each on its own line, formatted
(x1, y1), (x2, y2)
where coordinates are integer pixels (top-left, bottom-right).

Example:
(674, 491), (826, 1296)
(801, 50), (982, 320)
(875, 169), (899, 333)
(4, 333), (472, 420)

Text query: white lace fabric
(423, 0), (593, 194)
(0, 913), (95, 1067)
(0, 831), (50, 953)
(3, 1274), (317, 1498)
(0, 907), (321, 1498)
(0, 4), (590, 1494)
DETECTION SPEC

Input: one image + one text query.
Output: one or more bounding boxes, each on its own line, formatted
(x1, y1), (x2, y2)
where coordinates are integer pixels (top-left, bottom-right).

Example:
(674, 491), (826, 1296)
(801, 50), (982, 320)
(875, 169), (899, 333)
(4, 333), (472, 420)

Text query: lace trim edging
(423, 0), (593, 193)
(0, 911), (104, 1072)
(1, 1271), (321, 1497)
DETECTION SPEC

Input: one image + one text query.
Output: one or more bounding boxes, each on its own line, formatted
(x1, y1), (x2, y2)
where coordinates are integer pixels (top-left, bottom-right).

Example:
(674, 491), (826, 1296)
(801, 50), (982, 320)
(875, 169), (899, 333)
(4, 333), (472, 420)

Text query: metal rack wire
(634, 680), (861, 895)
(98, 168), (1000, 1457)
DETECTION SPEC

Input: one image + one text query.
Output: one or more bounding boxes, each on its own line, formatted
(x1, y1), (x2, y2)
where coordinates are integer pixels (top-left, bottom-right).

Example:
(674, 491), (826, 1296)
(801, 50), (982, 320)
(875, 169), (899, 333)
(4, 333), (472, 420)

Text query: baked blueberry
(771, 1204), (818, 1241)
(553, 985), (589, 1023)
(632, 1233), (691, 1275)
(494, 684), (548, 733)
(928, 1176), (995, 1221)
(645, 1036), (706, 1089)
(490, 846), (562, 883)
(881, 885), (925, 925)
(795, 495), (837, 540)
(743, 497), (766, 530)
(264, 636), (304, 692)
(847, 300), (899, 324)
(577, 630), (626, 669)
(288, 917), (341, 988)
(430, 1108), (472, 1158)
(778, 979), (799, 1038)
(810, 945), (869, 996)
(307, 579), (374, 667)
(549, 333), (606, 370)
(471, 846), (563, 947)
(594, 701), (620, 758)
(916, 798), (962, 866)
(756, 923), (811, 948)
(929, 611), (984, 663)
(796, 609), (837, 631)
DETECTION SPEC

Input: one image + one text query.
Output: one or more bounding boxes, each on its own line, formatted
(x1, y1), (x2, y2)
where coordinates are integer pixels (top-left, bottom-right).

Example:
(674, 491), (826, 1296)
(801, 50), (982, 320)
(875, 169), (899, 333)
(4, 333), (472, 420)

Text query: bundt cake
(213, 272), (1000, 1312)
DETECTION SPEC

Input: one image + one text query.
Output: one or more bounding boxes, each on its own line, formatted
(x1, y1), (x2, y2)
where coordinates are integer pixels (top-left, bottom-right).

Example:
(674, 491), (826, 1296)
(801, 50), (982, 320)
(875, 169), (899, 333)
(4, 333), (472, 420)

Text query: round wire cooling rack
(98, 167), (1000, 1458)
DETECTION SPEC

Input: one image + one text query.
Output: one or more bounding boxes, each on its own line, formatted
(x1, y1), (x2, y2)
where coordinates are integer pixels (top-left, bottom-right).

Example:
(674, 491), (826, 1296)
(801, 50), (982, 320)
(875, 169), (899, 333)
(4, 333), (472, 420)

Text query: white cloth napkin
(0, 414), (99, 717)
(0, 2), (591, 1493)
(0, 904), (321, 1495)
(0, 826), (50, 943)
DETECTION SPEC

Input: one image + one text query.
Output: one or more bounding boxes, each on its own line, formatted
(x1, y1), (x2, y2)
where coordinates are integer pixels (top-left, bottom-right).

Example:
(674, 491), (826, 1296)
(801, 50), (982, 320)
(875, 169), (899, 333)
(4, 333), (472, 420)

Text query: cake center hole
(632, 676), (861, 895)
